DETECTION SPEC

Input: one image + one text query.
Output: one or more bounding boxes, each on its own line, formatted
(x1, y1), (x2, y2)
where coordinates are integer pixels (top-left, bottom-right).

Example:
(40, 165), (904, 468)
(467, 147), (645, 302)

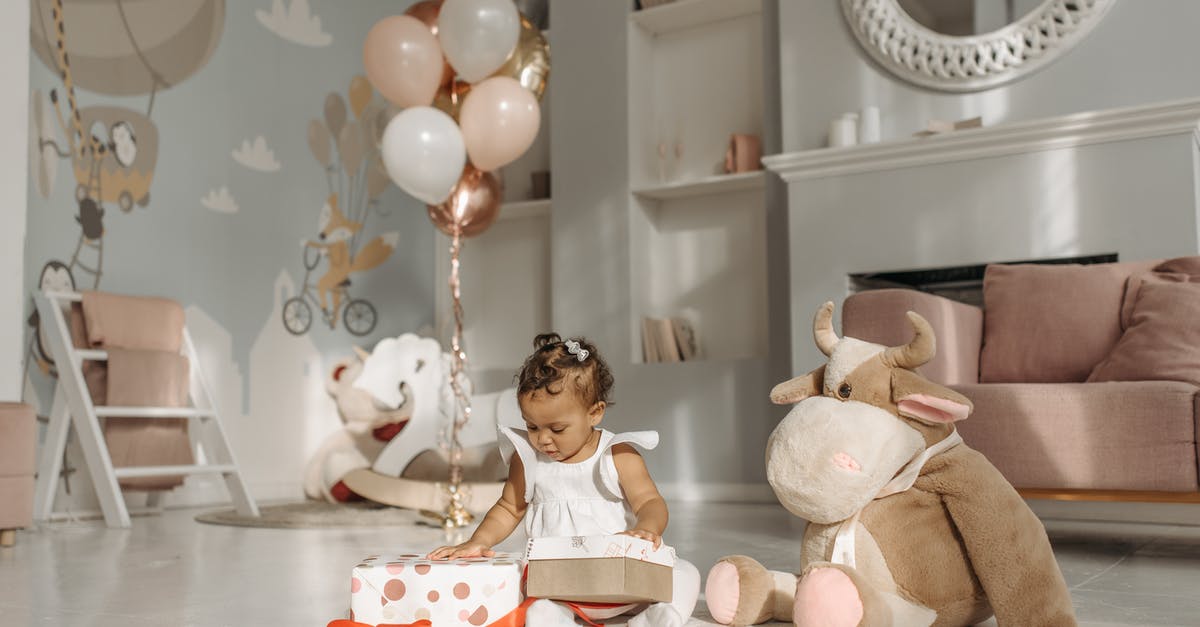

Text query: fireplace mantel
(763, 98), (1200, 182)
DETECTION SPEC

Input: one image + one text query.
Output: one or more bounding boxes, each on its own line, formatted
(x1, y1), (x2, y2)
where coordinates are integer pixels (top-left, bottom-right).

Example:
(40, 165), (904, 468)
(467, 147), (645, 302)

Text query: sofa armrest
(842, 289), (982, 385)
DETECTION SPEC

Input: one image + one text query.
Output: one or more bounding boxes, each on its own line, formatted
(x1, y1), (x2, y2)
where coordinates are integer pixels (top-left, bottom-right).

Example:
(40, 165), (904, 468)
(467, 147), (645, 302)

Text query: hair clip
(564, 340), (589, 362)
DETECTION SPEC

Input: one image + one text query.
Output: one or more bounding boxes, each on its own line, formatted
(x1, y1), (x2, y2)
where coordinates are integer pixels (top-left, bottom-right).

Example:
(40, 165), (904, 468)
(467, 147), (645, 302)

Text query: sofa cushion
(1089, 282), (1200, 387)
(1120, 256), (1200, 329)
(979, 261), (1157, 383)
(952, 381), (1199, 492)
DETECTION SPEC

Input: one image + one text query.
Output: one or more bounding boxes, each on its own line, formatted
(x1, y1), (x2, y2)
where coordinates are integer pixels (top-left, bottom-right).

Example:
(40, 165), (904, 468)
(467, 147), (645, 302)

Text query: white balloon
(380, 107), (466, 205)
(438, 0), (521, 83)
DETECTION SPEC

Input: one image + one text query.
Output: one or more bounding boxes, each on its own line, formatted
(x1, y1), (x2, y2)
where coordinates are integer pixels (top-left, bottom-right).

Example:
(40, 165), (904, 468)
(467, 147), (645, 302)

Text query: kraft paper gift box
(347, 553), (524, 626)
(525, 535), (676, 604)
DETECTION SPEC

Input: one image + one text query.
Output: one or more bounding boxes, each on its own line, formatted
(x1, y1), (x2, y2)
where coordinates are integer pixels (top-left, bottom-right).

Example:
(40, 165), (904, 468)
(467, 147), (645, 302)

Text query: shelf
(631, 0), (761, 35)
(632, 171), (765, 201)
(499, 198), (551, 221)
(761, 97), (1200, 183)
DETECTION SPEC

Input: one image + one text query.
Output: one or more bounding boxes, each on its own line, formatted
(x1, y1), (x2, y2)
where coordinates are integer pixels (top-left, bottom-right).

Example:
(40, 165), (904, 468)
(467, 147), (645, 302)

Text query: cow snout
(832, 452), (861, 472)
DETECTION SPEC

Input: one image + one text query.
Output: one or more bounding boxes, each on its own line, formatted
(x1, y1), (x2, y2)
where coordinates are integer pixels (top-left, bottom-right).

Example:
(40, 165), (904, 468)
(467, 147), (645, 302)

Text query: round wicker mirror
(840, 0), (1115, 92)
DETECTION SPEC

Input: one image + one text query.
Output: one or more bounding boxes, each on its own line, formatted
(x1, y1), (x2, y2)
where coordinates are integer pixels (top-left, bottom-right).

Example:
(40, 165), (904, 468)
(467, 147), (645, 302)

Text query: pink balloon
(363, 16), (444, 108)
(458, 76), (541, 171)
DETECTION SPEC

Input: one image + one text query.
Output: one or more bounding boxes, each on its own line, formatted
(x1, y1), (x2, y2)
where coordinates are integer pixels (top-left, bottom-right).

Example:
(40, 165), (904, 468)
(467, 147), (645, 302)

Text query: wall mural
(23, 0), (436, 511)
(27, 0), (225, 372)
(284, 78), (398, 337)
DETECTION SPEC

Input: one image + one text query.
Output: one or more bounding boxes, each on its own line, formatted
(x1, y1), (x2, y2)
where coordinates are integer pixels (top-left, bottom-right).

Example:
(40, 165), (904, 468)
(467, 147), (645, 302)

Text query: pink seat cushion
(1089, 282), (1200, 387)
(0, 403), (35, 529)
(953, 381), (1199, 491)
(979, 261), (1156, 383)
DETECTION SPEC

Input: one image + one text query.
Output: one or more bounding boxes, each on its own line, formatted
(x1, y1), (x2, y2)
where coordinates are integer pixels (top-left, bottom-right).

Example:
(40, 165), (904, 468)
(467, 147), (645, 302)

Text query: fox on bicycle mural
(283, 76), (399, 337)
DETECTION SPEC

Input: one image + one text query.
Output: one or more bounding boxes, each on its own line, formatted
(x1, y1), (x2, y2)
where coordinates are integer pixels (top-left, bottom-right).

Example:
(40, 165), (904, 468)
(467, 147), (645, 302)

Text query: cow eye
(837, 383), (852, 399)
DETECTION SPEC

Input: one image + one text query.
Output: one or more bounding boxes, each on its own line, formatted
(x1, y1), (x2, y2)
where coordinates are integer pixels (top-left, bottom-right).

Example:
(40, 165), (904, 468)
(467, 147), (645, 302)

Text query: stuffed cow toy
(705, 302), (1076, 626)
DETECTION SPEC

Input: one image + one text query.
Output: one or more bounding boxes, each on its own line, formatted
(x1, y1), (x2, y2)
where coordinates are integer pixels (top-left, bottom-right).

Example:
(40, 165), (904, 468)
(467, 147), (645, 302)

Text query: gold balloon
(426, 165), (503, 238)
(404, 0), (456, 89)
(432, 79), (471, 122)
(494, 14), (550, 100)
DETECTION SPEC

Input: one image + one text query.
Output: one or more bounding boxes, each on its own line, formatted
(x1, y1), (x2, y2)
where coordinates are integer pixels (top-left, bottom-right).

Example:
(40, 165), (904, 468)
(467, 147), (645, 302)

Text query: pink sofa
(841, 257), (1200, 499)
(0, 402), (35, 546)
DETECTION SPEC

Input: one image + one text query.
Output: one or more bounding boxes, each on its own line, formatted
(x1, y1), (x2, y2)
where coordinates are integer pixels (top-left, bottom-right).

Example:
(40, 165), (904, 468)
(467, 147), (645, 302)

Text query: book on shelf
(641, 316), (699, 363)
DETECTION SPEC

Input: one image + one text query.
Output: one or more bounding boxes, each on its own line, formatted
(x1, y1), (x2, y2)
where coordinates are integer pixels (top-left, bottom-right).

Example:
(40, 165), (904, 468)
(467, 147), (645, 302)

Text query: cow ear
(770, 365), (826, 405)
(891, 368), (972, 424)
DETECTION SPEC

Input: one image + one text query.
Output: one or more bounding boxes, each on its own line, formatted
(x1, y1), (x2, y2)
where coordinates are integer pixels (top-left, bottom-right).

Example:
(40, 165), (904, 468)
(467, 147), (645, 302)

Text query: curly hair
(515, 333), (614, 407)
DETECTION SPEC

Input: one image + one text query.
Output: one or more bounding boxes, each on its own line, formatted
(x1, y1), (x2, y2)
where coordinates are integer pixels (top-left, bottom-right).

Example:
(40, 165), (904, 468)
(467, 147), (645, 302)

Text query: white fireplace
(764, 98), (1200, 372)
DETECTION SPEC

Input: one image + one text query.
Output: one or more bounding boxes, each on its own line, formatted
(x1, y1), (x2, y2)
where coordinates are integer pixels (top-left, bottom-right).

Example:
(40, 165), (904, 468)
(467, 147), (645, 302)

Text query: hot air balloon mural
(27, 0), (225, 371)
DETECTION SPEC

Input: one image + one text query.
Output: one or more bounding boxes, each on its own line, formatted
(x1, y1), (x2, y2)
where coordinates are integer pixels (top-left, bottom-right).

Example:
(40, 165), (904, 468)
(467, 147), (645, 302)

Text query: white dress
(498, 427), (700, 626)
(498, 427), (658, 539)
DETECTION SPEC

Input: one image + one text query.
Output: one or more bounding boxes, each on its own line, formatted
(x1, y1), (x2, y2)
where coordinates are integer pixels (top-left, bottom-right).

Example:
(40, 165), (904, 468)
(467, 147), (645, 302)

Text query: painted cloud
(233, 136), (281, 172)
(202, 186), (240, 214)
(256, 0), (332, 47)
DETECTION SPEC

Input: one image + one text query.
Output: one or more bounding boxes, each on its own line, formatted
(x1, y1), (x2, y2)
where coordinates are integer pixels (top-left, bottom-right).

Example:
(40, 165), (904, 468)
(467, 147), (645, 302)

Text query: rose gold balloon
(426, 164), (503, 238)
(404, 0), (456, 89)
(432, 79), (471, 122)
(494, 14), (550, 100)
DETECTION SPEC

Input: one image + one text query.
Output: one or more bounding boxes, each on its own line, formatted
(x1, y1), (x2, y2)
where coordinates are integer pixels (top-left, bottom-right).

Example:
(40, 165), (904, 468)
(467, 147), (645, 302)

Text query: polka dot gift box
(346, 553), (525, 626)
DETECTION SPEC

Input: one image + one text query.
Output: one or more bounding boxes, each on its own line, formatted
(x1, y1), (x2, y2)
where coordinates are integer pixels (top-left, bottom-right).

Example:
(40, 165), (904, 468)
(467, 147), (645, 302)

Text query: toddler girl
(429, 333), (699, 626)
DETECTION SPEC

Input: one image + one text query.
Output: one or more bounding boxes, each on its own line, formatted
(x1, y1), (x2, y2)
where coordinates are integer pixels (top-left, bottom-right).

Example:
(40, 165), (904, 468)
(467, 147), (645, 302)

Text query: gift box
(525, 535), (676, 604)
(347, 553), (525, 626)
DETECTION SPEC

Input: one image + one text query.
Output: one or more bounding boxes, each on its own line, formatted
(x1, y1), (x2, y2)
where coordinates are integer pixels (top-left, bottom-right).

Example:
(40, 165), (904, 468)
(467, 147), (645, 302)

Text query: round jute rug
(195, 500), (427, 529)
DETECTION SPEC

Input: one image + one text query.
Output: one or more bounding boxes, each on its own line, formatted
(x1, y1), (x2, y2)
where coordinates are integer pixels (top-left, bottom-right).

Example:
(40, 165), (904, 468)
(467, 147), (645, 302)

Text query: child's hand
(620, 528), (662, 548)
(427, 542), (495, 560)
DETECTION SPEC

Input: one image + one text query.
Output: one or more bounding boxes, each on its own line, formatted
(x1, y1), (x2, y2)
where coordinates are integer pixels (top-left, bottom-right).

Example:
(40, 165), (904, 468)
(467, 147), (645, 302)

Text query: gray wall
(780, 1), (1200, 152)
(2, 2), (30, 401)
(24, 0), (436, 403)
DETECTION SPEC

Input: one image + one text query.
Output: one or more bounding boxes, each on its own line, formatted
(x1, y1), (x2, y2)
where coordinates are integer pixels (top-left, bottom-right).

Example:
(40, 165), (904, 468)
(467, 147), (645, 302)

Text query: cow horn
(881, 311), (935, 369)
(352, 345), (370, 361)
(813, 301), (839, 356)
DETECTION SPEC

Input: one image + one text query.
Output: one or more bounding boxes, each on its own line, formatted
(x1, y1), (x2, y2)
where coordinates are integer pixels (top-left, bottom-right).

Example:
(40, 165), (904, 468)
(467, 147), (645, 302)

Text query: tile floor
(1, 501), (1199, 626)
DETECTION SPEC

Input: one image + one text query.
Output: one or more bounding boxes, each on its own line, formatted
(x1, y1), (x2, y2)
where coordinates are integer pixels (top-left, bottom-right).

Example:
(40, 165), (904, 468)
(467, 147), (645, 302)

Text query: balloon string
(447, 230), (472, 490)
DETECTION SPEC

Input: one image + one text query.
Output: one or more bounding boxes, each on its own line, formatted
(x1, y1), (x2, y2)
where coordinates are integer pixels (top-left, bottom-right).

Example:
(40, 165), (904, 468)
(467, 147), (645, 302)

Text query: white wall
(1, 2), (30, 401)
(549, 0), (779, 495)
(779, 1), (1200, 152)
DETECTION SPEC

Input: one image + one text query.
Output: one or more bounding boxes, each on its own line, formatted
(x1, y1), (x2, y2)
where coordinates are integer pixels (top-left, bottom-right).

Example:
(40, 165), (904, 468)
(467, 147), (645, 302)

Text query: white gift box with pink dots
(347, 553), (525, 626)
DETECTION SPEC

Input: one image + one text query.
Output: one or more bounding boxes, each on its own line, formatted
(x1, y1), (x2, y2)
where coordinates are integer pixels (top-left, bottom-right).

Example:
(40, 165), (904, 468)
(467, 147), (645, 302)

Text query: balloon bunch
(363, 0), (549, 529)
(365, 0), (549, 237)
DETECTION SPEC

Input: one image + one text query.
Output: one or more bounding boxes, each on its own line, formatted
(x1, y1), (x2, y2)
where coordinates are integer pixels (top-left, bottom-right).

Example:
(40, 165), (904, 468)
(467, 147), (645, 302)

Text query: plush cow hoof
(706, 560), (742, 624)
(795, 567), (864, 627)
(705, 556), (773, 625)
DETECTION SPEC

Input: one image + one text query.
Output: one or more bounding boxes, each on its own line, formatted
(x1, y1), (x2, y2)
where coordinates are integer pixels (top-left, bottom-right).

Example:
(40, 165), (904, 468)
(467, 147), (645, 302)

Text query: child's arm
(427, 456), (528, 559)
(612, 443), (668, 547)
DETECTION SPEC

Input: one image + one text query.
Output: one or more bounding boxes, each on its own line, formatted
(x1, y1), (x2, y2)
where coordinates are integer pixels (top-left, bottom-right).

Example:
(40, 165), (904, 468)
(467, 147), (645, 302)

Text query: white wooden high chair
(31, 290), (259, 528)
